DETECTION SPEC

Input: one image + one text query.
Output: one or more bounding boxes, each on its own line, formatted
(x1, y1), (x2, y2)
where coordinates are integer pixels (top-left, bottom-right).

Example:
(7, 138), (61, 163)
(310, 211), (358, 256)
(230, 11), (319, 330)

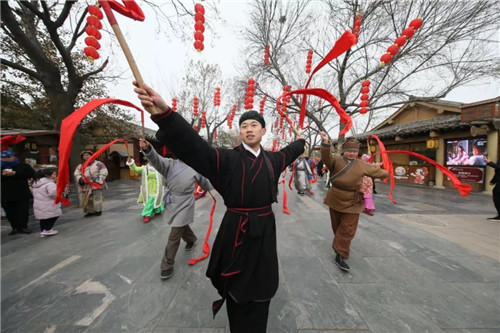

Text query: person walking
(1, 150), (35, 235)
(139, 139), (212, 280)
(294, 154), (313, 195)
(74, 150), (108, 217)
(126, 158), (164, 223)
(32, 167), (61, 237)
(134, 82), (305, 333)
(483, 156), (500, 221)
(319, 132), (389, 272)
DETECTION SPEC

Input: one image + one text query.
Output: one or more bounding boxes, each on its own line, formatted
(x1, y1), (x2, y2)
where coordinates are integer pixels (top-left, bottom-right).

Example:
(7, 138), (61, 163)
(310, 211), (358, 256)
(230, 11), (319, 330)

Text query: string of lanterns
(84, 5), (103, 61)
(194, 3), (205, 52)
(305, 50), (313, 74)
(359, 80), (370, 114)
(244, 78), (255, 110)
(380, 18), (423, 66)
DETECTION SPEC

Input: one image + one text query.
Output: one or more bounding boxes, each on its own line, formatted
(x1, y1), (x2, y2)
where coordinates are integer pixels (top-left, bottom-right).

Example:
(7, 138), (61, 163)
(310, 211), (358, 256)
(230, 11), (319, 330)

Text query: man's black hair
(239, 110), (266, 128)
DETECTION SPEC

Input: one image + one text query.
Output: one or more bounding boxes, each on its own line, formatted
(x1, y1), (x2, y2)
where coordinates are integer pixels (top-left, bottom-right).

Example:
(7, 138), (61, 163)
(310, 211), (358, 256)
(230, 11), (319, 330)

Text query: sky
(104, 1), (500, 135)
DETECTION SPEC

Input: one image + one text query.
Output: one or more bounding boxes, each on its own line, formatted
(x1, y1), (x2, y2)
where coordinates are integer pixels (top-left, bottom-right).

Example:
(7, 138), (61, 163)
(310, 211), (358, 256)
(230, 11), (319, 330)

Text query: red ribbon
(371, 150), (472, 197)
(276, 88), (353, 137)
(81, 138), (129, 189)
(299, 30), (357, 129)
(189, 192), (217, 265)
(0, 135), (26, 151)
(367, 135), (396, 203)
(289, 162), (295, 190)
(98, 0), (145, 24)
(55, 98), (144, 206)
(279, 169), (290, 215)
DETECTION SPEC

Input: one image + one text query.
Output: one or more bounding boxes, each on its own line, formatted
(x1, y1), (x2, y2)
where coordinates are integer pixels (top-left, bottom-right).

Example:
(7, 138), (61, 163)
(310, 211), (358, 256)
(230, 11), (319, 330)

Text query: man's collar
(242, 142), (261, 157)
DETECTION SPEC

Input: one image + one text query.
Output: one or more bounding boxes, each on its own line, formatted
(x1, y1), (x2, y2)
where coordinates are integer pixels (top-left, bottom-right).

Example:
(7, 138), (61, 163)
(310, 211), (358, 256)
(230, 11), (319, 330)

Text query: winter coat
(32, 177), (62, 220)
(1, 162), (35, 203)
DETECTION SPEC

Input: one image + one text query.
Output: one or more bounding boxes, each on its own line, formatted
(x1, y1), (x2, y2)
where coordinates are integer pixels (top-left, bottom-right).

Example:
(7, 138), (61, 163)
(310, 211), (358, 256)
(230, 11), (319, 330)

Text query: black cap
(239, 110), (266, 128)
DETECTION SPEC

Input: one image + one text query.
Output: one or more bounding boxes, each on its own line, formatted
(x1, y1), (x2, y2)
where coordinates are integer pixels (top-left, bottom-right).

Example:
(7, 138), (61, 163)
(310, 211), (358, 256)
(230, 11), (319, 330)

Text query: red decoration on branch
(193, 97), (199, 118)
(352, 13), (363, 43)
(380, 17), (423, 66)
(213, 129), (217, 140)
(213, 87), (221, 106)
(83, 5), (103, 62)
(359, 80), (370, 114)
(259, 96), (267, 115)
(201, 111), (206, 128)
(227, 104), (236, 129)
(264, 44), (270, 66)
(171, 98), (177, 112)
(244, 78), (255, 110)
(305, 50), (313, 74)
(194, 3), (205, 52)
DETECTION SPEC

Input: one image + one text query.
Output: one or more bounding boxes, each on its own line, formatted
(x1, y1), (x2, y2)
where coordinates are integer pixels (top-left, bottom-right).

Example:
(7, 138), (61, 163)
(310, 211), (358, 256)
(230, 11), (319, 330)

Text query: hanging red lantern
(83, 4), (104, 62)
(380, 17), (423, 67)
(84, 36), (101, 50)
(201, 111), (206, 128)
(84, 47), (99, 60)
(305, 50), (313, 74)
(85, 26), (102, 40)
(259, 96), (267, 115)
(264, 44), (270, 66)
(171, 98), (177, 112)
(214, 87), (221, 106)
(193, 125), (199, 131)
(193, 97), (199, 117)
(352, 13), (363, 43)
(88, 5), (103, 19)
(359, 80), (370, 114)
(244, 78), (255, 110)
(213, 129), (217, 140)
(194, 3), (205, 52)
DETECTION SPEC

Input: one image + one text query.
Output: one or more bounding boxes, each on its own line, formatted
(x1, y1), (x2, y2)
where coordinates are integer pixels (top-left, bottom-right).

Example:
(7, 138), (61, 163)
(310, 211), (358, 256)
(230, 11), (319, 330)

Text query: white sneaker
(40, 229), (58, 237)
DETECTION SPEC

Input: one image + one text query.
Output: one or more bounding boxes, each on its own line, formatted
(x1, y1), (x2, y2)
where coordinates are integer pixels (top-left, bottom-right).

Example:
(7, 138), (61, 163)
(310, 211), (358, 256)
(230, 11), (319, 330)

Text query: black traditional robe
(152, 109), (304, 314)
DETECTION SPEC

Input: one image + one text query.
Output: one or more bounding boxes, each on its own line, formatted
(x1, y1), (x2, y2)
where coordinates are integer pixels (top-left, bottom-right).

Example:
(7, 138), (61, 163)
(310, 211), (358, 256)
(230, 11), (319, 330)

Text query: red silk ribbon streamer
(299, 31), (357, 129)
(289, 162), (295, 190)
(276, 88), (353, 137)
(279, 179), (290, 215)
(189, 192), (217, 265)
(371, 150), (472, 197)
(98, 0), (145, 23)
(367, 135), (396, 204)
(55, 98), (144, 206)
(81, 138), (129, 189)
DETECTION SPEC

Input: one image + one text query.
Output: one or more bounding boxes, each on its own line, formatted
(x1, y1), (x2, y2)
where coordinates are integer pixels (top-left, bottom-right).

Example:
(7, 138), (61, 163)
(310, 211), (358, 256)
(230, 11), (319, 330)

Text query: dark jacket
(1, 163), (35, 202)
(486, 159), (500, 192)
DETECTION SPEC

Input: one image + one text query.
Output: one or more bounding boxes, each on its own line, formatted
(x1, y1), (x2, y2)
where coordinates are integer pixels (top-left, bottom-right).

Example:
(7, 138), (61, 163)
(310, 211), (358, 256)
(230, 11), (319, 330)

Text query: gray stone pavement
(1, 178), (499, 333)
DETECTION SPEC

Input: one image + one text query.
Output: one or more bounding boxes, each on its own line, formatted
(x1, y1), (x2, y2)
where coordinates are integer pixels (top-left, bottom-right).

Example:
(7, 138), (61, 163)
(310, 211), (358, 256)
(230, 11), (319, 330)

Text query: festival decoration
(213, 129), (217, 140)
(55, 98), (144, 206)
(279, 170), (290, 214)
(380, 18), (423, 66)
(264, 44), (270, 66)
(359, 80), (370, 114)
(352, 13), (363, 43)
(194, 3), (205, 52)
(193, 97), (199, 118)
(244, 78), (255, 110)
(259, 96), (267, 115)
(305, 50), (313, 74)
(83, 5), (103, 61)
(82, 138), (129, 188)
(300, 31), (357, 129)
(201, 111), (206, 128)
(214, 87), (221, 106)
(227, 104), (236, 129)
(171, 98), (177, 112)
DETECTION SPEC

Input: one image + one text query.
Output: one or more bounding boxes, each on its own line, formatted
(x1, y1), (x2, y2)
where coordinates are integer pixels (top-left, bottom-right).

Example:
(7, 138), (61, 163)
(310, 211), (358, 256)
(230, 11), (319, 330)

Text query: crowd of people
(1, 88), (497, 332)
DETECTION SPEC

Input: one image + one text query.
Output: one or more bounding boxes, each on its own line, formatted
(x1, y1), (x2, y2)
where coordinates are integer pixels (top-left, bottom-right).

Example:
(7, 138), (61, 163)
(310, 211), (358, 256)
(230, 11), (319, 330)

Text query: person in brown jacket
(319, 131), (389, 271)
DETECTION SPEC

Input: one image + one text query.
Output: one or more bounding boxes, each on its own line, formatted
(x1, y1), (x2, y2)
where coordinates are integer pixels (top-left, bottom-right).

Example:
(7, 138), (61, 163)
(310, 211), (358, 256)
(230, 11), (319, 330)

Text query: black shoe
(373, 190), (377, 194)
(486, 216), (500, 221)
(84, 212), (95, 217)
(19, 228), (32, 234)
(161, 268), (173, 279)
(335, 253), (350, 271)
(94, 211), (102, 216)
(185, 242), (195, 251)
(9, 230), (18, 235)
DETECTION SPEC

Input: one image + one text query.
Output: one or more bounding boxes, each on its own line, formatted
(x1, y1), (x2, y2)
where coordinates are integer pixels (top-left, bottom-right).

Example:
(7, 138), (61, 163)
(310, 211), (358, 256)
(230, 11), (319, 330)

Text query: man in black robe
(134, 83), (305, 333)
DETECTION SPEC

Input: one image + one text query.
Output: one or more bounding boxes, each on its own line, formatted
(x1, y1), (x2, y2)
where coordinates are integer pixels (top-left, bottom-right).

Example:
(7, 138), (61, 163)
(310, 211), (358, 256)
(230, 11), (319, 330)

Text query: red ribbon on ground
(367, 135), (396, 204)
(81, 138), (129, 189)
(371, 150), (472, 197)
(55, 98), (144, 206)
(276, 88), (353, 137)
(189, 192), (217, 265)
(299, 30), (357, 129)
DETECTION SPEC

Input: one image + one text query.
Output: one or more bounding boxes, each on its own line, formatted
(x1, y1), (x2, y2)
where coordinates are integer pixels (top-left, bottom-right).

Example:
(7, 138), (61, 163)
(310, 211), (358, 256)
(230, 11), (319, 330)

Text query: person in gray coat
(139, 139), (213, 279)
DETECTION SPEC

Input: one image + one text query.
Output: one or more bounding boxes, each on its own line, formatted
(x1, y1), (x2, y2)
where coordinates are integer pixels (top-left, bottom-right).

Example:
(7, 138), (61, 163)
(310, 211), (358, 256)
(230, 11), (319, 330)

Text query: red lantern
(244, 78), (255, 110)
(380, 53), (393, 66)
(193, 97), (199, 117)
(88, 5), (103, 19)
(171, 98), (177, 112)
(85, 36), (101, 50)
(359, 80), (370, 114)
(84, 47), (99, 60)
(362, 80), (371, 87)
(395, 36), (407, 47)
(87, 16), (103, 29)
(85, 26), (102, 40)
(387, 44), (399, 55)
(306, 50), (313, 74)
(352, 13), (363, 42)
(194, 3), (205, 52)
(259, 96), (267, 115)
(402, 27), (415, 38)
(360, 100), (369, 107)
(193, 125), (199, 131)
(360, 107), (368, 114)
(379, 17), (423, 67)
(409, 18), (423, 30)
(201, 111), (206, 128)
(83, 5), (104, 62)
(213, 129), (217, 140)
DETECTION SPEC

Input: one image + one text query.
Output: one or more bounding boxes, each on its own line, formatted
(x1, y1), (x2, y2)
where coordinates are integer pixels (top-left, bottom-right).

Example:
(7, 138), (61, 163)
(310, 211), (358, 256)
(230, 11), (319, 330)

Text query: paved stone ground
(1, 178), (499, 333)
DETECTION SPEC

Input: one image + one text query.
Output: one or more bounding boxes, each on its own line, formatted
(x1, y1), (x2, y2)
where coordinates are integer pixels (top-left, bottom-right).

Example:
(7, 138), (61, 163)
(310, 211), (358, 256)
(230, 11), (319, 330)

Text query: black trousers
(40, 217), (58, 231)
(2, 200), (30, 231)
(493, 190), (500, 216)
(226, 296), (270, 333)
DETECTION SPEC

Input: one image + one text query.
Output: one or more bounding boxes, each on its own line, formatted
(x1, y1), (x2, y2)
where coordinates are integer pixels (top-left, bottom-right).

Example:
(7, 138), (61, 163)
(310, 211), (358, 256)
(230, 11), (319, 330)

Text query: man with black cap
(319, 132), (388, 272)
(134, 82), (305, 333)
